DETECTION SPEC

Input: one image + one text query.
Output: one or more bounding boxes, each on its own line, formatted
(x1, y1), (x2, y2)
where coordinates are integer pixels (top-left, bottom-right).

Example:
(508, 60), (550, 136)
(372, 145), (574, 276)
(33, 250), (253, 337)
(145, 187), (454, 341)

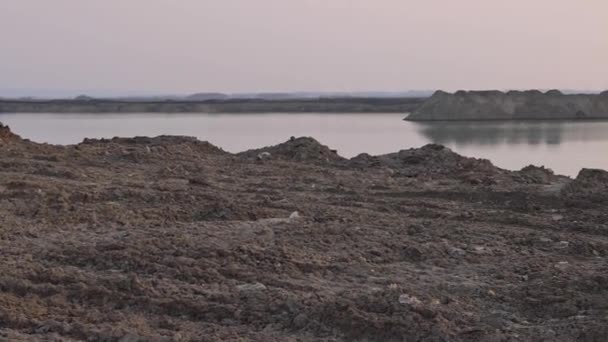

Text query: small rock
(556, 241), (570, 249)
(413, 306), (437, 319)
(407, 224), (424, 235)
(448, 247), (467, 257)
(471, 246), (488, 255)
(398, 295), (437, 319)
(289, 211), (300, 220)
(257, 151), (272, 161)
(461, 211), (474, 219)
(292, 313), (308, 329)
(552, 214), (564, 221)
(145, 146), (151, 153)
(539, 237), (552, 244)
(554, 261), (569, 271)
(399, 294), (422, 306)
(237, 282), (267, 292)
(401, 246), (424, 262)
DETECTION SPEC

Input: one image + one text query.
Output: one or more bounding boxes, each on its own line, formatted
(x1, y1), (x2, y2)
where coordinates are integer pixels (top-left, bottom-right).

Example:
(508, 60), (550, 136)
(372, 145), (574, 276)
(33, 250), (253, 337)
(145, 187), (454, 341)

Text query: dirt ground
(1, 123), (607, 341)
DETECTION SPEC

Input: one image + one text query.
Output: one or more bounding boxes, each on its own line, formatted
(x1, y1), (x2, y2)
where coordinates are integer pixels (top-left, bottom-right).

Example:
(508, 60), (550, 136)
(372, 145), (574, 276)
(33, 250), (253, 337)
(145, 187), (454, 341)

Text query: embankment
(407, 90), (608, 120)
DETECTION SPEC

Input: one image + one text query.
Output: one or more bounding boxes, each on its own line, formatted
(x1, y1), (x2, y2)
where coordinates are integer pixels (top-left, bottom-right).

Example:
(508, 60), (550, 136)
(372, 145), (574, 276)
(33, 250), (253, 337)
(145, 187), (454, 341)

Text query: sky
(1, 0), (607, 96)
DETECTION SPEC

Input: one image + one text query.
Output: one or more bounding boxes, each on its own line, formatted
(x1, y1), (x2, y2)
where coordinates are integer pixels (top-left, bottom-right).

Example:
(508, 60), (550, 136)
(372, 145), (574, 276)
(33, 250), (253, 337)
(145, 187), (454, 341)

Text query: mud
(0, 124), (607, 341)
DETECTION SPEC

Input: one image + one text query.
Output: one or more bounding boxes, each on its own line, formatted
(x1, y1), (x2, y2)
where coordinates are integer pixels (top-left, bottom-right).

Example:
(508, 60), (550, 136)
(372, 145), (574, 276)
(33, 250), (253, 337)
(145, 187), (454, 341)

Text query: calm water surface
(1, 113), (607, 177)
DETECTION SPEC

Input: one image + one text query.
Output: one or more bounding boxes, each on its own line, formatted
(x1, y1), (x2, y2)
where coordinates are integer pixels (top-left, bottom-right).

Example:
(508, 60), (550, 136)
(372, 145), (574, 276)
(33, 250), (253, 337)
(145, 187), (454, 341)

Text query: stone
(292, 313), (308, 329)
(399, 294), (422, 306)
(448, 247), (467, 257)
(237, 282), (267, 292)
(257, 152), (272, 161)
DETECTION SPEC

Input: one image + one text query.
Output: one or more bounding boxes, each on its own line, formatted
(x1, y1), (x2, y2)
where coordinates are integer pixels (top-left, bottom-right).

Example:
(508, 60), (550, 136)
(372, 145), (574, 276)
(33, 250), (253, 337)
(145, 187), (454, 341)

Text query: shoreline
(1, 118), (606, 177)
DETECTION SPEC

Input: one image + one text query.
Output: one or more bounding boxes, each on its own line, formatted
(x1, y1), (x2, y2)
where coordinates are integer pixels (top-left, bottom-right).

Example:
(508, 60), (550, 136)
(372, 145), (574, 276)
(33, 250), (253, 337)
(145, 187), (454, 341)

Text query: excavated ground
(1, 124), (607, 341)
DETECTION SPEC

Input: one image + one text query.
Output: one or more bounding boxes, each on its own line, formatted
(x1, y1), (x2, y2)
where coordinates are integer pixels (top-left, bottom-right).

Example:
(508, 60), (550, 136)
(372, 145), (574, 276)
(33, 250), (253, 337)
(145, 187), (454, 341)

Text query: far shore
(0, 97), (425, 114)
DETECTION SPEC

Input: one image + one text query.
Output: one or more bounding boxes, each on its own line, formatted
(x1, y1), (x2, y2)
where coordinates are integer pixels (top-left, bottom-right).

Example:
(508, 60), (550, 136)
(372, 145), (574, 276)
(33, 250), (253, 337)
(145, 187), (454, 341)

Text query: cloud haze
(1, 0), (607, 94)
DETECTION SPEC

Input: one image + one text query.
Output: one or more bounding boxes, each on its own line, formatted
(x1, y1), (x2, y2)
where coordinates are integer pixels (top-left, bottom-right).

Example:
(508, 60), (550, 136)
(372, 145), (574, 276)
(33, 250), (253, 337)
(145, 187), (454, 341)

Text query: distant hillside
(183, 91), (433, 101)
(0, 89), (434, 101)
(184, 93), (229, 101)
(407, 90), (608, 121)
(0, 97), (425, 113)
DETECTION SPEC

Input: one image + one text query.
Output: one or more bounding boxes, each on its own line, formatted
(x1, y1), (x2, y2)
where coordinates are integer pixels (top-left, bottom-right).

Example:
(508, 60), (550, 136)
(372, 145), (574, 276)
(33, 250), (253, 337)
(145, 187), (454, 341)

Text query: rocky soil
(1, 123), (607, 341)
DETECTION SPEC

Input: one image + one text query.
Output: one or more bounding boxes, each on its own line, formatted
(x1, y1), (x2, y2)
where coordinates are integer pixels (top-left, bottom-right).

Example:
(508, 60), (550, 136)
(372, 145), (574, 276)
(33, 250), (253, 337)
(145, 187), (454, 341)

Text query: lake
(1, 113), (607, 177)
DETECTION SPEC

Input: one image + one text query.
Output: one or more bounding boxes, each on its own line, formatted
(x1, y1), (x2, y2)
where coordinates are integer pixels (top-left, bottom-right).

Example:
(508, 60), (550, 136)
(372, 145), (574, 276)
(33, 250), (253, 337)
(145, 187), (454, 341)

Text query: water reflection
(415, 121), (608, 146)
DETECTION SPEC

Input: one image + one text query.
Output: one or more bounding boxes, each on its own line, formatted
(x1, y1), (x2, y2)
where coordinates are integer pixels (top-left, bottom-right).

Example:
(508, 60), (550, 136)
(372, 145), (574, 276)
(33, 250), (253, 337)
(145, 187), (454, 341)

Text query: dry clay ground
(1, 123), (608, 341)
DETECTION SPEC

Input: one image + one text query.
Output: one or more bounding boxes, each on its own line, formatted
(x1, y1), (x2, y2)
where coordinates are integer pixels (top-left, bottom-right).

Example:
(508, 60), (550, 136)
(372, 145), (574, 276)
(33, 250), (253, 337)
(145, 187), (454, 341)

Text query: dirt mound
(80, 135), (226, 155)
(349, 152), (382, 168)
(563, 168), (608, 204)
(515, 165), (557, 184)
(238, 136), (346, 163)
(0, 123), (22, 143)
(352, 144), (501, 180)
(82, 135), (198, 145)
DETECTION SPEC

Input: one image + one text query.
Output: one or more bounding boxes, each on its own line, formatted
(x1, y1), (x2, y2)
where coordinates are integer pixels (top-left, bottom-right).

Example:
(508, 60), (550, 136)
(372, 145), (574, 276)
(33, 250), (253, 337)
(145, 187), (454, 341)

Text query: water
(1, 113), (608, 177)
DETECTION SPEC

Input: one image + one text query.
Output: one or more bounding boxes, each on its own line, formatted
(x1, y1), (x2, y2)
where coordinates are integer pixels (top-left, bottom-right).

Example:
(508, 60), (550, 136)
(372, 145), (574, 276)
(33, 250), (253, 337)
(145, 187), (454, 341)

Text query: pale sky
(1, 0), (607, 95)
